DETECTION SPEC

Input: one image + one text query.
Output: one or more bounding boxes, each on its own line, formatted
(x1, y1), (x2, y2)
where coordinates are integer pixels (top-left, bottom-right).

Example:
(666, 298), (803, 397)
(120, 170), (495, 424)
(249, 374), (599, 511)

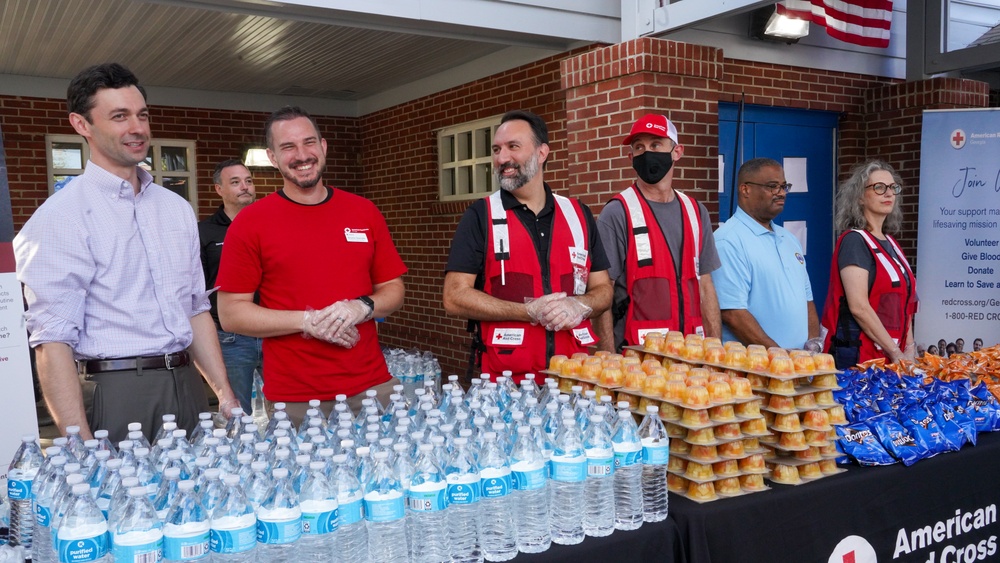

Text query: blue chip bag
(836, 422), (896, 466)
(969, 383), (1000, 432)
(866, 412), (923, 466)
(930, 400), (975, 448)
(899, 404), (961, 458)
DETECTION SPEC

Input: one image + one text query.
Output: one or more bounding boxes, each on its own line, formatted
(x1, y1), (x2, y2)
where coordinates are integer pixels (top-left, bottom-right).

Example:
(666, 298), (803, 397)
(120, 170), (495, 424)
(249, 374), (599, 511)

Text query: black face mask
(632, 150), (674, 185)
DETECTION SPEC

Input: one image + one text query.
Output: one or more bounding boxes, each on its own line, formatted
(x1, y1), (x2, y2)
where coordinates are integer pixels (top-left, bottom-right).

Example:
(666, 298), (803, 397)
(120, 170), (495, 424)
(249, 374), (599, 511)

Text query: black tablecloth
(670, 430), (1000, 563)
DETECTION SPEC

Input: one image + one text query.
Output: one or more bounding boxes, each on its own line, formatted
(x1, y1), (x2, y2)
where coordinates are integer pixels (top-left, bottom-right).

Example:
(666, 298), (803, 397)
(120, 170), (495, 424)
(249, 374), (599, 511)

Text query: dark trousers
(85, 364), (209, 444)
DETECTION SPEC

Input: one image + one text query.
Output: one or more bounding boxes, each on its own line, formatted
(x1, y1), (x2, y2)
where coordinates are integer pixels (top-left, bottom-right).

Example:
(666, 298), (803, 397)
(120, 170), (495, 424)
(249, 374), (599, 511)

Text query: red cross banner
(0, 122), (39, 489)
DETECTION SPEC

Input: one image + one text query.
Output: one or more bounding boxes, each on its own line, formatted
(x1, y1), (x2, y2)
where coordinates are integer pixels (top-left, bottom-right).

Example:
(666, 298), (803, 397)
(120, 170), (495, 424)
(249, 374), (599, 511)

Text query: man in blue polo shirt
(711, 158), (820, 349)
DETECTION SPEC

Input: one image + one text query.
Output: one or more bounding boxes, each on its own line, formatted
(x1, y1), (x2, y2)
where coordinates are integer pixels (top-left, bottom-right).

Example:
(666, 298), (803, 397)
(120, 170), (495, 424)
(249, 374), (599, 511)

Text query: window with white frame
(46, 135), (198, 208)
(438, 116), (500, 201)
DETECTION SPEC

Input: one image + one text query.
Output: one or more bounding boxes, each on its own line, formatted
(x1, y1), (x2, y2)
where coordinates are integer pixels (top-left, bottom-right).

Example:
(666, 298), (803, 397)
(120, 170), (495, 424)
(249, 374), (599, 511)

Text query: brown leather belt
(82, 351), (189, 374)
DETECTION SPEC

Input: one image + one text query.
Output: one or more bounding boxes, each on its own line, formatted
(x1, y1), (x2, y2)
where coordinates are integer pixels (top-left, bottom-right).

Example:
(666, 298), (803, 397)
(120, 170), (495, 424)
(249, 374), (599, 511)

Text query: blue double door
(718, 103), (839, 315)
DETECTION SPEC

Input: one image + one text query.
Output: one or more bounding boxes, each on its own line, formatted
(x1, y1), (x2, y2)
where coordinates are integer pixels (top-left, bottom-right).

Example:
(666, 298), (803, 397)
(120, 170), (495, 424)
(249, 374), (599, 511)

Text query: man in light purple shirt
(14, 63), (238, 443)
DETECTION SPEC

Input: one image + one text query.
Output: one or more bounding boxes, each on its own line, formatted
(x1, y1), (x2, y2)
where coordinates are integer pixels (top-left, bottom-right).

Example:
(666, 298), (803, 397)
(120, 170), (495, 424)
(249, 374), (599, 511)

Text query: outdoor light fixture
(750, 6), (810, 44)
(243, 147), (272, 168)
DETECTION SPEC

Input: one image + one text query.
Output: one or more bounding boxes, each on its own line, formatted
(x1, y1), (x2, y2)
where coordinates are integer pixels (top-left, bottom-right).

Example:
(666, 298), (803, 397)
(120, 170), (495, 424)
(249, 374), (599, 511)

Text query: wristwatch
(356, 295), (375, 320)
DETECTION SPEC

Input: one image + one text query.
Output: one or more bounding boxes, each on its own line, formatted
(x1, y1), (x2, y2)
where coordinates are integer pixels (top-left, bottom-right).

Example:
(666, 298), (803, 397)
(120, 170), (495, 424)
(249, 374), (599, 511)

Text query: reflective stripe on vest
(489, 191), (584, 260)
(854, 229), (900, 287)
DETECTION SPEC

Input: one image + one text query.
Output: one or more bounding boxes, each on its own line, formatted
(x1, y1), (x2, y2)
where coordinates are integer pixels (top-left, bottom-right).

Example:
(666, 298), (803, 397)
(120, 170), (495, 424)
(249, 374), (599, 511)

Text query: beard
(281, 158), (323, 189)
(496, 153), (539, 192)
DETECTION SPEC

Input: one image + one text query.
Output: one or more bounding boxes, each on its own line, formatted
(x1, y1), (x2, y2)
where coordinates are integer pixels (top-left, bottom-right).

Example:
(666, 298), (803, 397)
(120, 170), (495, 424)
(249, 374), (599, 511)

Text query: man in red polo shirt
(217, 106), (406, 423)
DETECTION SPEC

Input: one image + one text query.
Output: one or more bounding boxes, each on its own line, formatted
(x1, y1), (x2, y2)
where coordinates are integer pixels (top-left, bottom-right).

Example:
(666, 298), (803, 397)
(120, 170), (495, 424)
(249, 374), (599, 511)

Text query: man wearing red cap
(444, 110), (612, 381)
(595, 114), (721, 352)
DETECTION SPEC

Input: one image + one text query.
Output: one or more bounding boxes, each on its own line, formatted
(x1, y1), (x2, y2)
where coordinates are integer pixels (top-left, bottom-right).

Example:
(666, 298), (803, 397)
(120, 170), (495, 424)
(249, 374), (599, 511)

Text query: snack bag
(967, 383), (1000, 432)
(836, 422), (896, 466)
(866, 413), (922, 466)
(898, 404), (961, 458)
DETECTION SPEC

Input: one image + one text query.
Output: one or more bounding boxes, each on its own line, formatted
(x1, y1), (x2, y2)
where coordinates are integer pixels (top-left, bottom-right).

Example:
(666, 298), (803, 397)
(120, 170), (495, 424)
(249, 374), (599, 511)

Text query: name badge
(345, 228), (369, 243)
(492, 328), (525, 346)
(569, 247), (588, 267)
(573, 327), (596, 346)
(637, 328), (671, 345)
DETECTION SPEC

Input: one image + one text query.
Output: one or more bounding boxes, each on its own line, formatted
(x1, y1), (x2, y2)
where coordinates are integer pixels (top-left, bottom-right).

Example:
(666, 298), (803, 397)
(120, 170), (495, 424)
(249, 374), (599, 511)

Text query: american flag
(778, 0), (894, 48)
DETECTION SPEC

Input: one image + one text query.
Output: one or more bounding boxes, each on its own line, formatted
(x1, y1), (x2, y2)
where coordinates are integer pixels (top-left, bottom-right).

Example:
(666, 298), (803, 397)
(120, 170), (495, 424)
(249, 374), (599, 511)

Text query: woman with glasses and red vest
(443, 110), (612, 382)
(821, 160), (918, 369)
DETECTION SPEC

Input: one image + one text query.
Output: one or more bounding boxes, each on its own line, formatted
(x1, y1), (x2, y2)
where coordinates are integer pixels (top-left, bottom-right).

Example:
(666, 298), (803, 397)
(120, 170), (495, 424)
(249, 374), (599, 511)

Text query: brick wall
(0, 97), (361, 226)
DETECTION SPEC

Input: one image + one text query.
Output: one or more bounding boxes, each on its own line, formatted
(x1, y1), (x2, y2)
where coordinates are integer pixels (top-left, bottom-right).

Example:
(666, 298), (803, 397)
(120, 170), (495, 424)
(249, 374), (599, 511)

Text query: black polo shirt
(198, 206), (231, 329)
(445, 185), (610, 290)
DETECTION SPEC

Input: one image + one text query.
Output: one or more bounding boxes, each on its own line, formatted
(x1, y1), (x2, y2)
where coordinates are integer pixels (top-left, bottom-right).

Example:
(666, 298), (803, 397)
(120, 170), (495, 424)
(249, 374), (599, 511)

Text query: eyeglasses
(744, 181), (792, 195)
(865, 182), (902, 195)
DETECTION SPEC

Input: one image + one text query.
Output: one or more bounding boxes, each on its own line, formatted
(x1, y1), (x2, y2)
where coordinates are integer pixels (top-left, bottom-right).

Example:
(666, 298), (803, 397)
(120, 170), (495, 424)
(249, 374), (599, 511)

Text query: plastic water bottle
(154, 467), (183, 521)
(298, 461), (338, 562)
(330, 454), (367, 563)
(509, 425), (550, 554)
(364, 451), (407, 563)
(64, 427), (88, 462)
(445, 436), (481, 563)
(162, 480), (210, 562)
(111, 486), (163, 563)
(612, 410), (643, 531)
(256, 467), (301, 562)
(251, 370), (269, 430)
(55, 483), (111, 563)
(245, 461), (272, 511)
(582, 414), (615, 537)
(479, 431), (516, 561)
(548, 417), (586, 545)
(32, 455), (68, 563)
(0, 492), (9, 546)
(209, 474), (256, 563)
(406, 443), (449, 563)
(637, 404), (670, 522)
(7, 435), (43, 550)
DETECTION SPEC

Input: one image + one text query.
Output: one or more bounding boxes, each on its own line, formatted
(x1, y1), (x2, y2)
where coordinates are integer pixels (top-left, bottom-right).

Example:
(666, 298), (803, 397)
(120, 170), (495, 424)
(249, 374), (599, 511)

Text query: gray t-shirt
(598, 192), (721, 347)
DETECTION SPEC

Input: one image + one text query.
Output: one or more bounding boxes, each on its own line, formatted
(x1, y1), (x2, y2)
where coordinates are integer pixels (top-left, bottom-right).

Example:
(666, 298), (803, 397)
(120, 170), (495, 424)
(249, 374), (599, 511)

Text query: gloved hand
(535, 296), (593, 332)
(302, 306), (363, 348)
(315, 299), (371, 341)
(525, 292), (566, 325)
(803, 337), (824, 353)
(218, 396), (242, 419)
(902, 341), (916, 361)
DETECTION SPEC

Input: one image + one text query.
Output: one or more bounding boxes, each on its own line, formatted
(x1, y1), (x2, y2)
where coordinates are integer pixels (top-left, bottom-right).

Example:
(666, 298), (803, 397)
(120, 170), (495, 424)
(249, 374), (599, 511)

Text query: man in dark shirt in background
(199, 158), (261, 412)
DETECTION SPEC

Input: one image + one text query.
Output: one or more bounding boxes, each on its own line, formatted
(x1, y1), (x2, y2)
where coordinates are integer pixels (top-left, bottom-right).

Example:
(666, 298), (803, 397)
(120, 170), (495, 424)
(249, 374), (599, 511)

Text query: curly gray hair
(835, 159), (903, 234)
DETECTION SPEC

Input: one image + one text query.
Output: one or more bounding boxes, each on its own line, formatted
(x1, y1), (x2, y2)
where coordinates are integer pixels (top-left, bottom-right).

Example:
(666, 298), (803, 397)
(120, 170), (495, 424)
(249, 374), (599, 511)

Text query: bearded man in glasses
(711, 157), (820, 349)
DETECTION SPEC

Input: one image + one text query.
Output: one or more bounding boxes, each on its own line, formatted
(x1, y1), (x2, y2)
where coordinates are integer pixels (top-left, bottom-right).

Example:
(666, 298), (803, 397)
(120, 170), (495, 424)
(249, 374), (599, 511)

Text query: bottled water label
(257, 507), (302, 545)
(641, 443), (670, 465)
(338, 497), (363, 525)
(549, 455), (587, 483)
(35, 503), (52, 527)
(57, 522), (110, 563)
(300, 499), (339, 535)
(446, 475), (480, 505)
(7, 471), (34, 500)
(112, 530), (163, 563)
(586, 453), (613, 478)
(210, 514), (256, 554)
(480, 467), (512, 499)
(363, 491), (405, 522)
(406, 482), (446, 512)
(511, 460), (547, 491)
(614, 449), (642, 469)
(163, 522), (210, 561)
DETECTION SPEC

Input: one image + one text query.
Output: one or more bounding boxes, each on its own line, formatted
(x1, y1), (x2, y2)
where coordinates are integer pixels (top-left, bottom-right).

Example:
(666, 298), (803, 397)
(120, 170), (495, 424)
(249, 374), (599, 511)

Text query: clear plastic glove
(218, 396), (241, 419)
(316, 299), (370, 337)
(525, 292), (566, 325)
(535, 296), (593, 332)
(902, 341), (916, 361)
(302, 307), (362, 348)
(803, 337), (824, 353)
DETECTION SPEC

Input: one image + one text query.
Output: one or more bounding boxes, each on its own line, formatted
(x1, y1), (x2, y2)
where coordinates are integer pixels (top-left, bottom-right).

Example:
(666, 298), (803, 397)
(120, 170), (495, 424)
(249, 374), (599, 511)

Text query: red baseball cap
(622, 114), (679, 146)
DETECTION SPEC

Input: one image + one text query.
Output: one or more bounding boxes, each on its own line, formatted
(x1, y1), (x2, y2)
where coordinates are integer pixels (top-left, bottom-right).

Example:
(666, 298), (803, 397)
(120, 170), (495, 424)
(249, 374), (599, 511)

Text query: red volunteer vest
(821, 230), (918, 362)
(612, 185), (704, 346)
(481, 191), (597, 381)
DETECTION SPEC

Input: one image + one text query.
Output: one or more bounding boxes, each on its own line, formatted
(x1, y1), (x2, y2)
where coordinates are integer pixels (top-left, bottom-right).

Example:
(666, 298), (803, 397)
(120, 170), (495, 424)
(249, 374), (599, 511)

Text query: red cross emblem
(951, 129), (966, 149)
